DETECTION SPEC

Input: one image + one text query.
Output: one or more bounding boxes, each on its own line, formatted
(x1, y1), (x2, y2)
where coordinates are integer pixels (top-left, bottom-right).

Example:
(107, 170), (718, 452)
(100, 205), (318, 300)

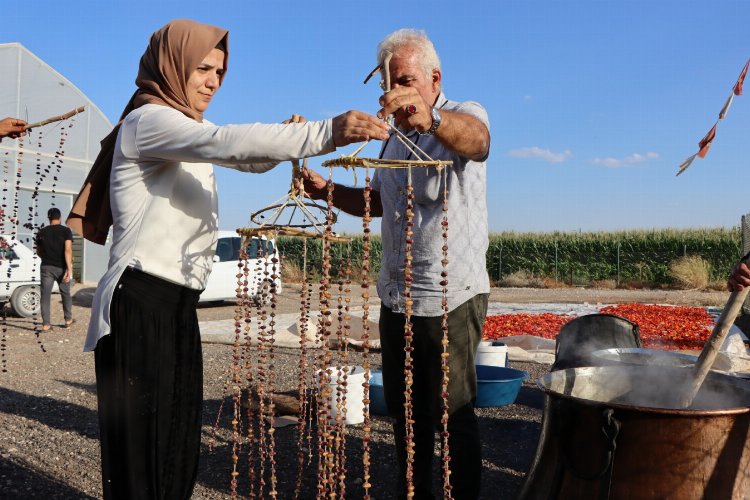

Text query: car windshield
(245, 238), (275, 259)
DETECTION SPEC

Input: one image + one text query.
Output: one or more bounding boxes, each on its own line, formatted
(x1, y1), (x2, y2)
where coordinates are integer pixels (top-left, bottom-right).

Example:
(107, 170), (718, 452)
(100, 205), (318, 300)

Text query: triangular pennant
(719, 92), (735, 120)
(734, 59), (749, 96)
(697, 123), (717, 158)
(676, 154), (697, 176)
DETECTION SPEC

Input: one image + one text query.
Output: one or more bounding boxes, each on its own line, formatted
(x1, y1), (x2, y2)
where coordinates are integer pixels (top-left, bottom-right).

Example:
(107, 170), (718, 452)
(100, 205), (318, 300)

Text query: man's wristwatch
(422, 107), (442, 135)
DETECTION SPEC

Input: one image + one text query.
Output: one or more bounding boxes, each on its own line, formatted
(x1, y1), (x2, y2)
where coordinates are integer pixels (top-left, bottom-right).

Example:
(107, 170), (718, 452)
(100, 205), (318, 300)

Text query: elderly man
(304, 28), (490, 500)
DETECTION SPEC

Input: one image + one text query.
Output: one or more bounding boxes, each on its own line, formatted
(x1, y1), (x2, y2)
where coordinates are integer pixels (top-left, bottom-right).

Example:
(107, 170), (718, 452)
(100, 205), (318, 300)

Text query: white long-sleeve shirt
(84, 104), (335, 351)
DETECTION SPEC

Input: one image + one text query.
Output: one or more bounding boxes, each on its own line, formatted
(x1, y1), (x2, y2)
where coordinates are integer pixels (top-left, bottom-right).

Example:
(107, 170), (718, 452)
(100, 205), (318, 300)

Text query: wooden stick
(24, 106), (86, 130)
(680, 286), (750, 408)
(383, 51), (393, 93)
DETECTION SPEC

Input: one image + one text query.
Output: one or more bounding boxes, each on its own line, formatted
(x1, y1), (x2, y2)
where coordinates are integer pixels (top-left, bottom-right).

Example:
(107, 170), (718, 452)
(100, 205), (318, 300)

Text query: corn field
(277, 228), (742, 287)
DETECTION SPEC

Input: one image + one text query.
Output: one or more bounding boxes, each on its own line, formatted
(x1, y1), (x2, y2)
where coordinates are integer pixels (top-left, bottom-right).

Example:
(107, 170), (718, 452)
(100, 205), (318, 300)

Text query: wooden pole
(680, 286), (750, 408)
(24, 106), (86, 130)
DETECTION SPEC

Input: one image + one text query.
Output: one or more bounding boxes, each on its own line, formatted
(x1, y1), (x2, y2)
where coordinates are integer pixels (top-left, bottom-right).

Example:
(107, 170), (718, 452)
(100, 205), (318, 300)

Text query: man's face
(386, 45), (440, 105)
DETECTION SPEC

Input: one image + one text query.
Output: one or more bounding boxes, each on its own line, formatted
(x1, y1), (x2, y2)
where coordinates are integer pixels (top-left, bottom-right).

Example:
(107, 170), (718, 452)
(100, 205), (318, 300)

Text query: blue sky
(5, 0), (750, 233)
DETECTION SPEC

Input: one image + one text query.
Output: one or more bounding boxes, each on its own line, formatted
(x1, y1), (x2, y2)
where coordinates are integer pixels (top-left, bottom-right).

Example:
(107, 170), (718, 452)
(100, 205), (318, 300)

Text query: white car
(200, 231), (282, 305)
(0, 235), (42, 317)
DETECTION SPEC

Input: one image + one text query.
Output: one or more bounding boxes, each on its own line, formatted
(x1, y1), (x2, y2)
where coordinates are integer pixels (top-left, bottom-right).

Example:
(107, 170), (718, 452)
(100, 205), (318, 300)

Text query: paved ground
(0, 283), (732, 499)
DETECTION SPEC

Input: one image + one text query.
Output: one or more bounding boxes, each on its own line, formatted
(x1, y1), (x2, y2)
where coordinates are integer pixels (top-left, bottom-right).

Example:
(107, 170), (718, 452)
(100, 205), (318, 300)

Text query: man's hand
(331, 111), (389, 147)
(377, 87), (433, 133)
(0, 117), (27, 139)
(64, 269), (72, 284)
(300, 167), (328, 200)
(728, 260), (750, 291)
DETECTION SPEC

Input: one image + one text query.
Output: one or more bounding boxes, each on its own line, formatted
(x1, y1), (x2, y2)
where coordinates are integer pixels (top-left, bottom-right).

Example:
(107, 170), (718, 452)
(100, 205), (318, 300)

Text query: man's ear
(432, 68), (442, 92)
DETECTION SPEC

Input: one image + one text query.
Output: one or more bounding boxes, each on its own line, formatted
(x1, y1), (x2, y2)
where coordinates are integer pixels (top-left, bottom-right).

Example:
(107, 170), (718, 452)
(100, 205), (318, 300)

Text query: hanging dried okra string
(294, 237), (311, 499)
(304, 273), (316, 465)
(316, 168), (336, 498)
(31, 129), (43, 213)
(47, 122), (71, 205)
(12, 136), (23, 233)
(28, 131), (44, 334)
(266, 242), (280, 499)
(30, 128), (46, 202)
(1, 152), (10, 225)
(208, 247), (248, 456)
(239, 246), (259, 498)
(333, 241), (353, 498)
(1, 153), (11, 372)
(254, 244), (271, 497)
(439, 166), (453, 499)
(331, 242), (347, 497)
(360, 166), (373, 498)
(13, 136), (45, 352)
(228, 247), (248, 498)
(403, 165), (417, 499)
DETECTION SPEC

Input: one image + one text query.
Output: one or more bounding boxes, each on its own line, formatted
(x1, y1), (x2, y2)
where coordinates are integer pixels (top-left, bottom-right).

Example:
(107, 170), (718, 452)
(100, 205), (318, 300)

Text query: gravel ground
(0, 283), (729, 499)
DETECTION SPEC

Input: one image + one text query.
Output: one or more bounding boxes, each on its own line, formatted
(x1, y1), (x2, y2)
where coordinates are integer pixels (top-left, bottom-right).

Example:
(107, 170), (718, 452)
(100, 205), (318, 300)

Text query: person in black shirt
(35, 208), (74, 331)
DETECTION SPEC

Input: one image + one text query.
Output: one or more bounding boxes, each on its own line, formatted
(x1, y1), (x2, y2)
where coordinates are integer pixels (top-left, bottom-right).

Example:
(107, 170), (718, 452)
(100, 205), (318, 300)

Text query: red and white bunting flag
(719, 92), (734, 120)
(696, 123), (717, 158)
(676, 154), (697, 176)
(734, 59), (749, 96)
(678, 58), (748, 175)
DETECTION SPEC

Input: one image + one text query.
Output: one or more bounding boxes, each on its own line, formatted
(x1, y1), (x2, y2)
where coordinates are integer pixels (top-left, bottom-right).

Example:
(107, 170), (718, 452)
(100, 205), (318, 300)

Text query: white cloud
(507, 146), (572, 164)
(592, 152), (659, 168)
(523, 95), (533, 101)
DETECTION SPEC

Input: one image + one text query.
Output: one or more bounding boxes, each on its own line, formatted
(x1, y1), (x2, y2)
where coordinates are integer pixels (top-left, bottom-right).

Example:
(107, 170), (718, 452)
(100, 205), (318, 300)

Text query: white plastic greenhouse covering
(0, 42), (113, 284)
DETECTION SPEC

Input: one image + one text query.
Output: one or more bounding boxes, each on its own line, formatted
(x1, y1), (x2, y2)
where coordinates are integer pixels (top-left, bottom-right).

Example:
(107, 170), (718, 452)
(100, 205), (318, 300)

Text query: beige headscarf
(67, 19), (228, 244)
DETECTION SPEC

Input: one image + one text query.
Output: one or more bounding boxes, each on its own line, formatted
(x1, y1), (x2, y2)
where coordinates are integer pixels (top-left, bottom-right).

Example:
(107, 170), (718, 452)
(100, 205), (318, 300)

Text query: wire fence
(279, 228), (744, 288)
(487, 243), (741, 286)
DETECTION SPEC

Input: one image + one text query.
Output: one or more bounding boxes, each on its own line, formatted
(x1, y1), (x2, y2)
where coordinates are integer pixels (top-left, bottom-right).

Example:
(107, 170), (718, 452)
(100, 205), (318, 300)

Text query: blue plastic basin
(369, 370), (388, 415)
(475, 365), (528, 408)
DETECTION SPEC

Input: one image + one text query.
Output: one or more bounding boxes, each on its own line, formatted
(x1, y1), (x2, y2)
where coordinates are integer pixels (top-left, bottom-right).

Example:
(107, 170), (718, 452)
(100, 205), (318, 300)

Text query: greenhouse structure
(0, 42), (112, 284)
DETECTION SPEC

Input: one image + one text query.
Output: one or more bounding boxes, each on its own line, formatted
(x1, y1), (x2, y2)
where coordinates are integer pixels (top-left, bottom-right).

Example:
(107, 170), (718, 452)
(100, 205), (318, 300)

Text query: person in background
(67, 18), (387, 500)
(35, 207), (74, 331)
(303, 28), (491, 500)
(0, 117), (27, 140)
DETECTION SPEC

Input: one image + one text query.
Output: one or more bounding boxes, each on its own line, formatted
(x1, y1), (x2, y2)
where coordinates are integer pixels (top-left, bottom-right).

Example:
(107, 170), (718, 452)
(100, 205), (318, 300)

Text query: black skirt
(95, 267), (203, 500)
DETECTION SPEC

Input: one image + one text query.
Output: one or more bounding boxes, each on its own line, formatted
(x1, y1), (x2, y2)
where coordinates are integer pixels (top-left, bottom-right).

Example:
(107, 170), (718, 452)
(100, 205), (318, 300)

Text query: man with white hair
(304, 28), (490, 499)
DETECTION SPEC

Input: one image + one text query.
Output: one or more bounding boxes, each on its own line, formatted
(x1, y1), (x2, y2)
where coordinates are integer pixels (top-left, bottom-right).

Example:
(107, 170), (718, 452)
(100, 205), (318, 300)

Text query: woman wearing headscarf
(69, 19), (388, 499)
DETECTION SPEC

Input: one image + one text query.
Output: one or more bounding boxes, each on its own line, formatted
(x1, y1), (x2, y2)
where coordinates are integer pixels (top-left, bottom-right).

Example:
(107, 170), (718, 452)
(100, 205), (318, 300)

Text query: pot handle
(561, 408), (621, 481)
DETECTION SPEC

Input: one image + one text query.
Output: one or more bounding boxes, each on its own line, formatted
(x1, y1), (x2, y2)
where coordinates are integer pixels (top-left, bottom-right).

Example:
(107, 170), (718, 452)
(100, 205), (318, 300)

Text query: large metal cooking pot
(592, 347), (750, 379)
(517, 365), (750, 499)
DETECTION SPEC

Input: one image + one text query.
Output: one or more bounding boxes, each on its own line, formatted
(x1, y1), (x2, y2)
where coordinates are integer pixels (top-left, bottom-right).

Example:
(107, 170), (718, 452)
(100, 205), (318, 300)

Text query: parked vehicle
(199, 231), (282, 305)
(0, 235), (42, 317)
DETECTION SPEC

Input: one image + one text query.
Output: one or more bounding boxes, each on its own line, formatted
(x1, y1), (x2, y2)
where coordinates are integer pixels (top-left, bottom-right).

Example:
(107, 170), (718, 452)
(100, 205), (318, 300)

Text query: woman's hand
(331, 110), (388, 147)
(282, 114), (307, 125)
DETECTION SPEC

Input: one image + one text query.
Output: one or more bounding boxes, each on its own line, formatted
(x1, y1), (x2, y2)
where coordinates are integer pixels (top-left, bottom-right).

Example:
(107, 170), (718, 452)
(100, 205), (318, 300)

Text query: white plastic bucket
(315, 365), (366, 425)
(476, 341), (508, 368)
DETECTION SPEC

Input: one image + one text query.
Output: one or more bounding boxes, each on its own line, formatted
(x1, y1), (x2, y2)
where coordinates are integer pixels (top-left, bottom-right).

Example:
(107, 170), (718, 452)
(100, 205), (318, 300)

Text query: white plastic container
(476, 341), (508, 368)
(315, 365), (366, 425)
